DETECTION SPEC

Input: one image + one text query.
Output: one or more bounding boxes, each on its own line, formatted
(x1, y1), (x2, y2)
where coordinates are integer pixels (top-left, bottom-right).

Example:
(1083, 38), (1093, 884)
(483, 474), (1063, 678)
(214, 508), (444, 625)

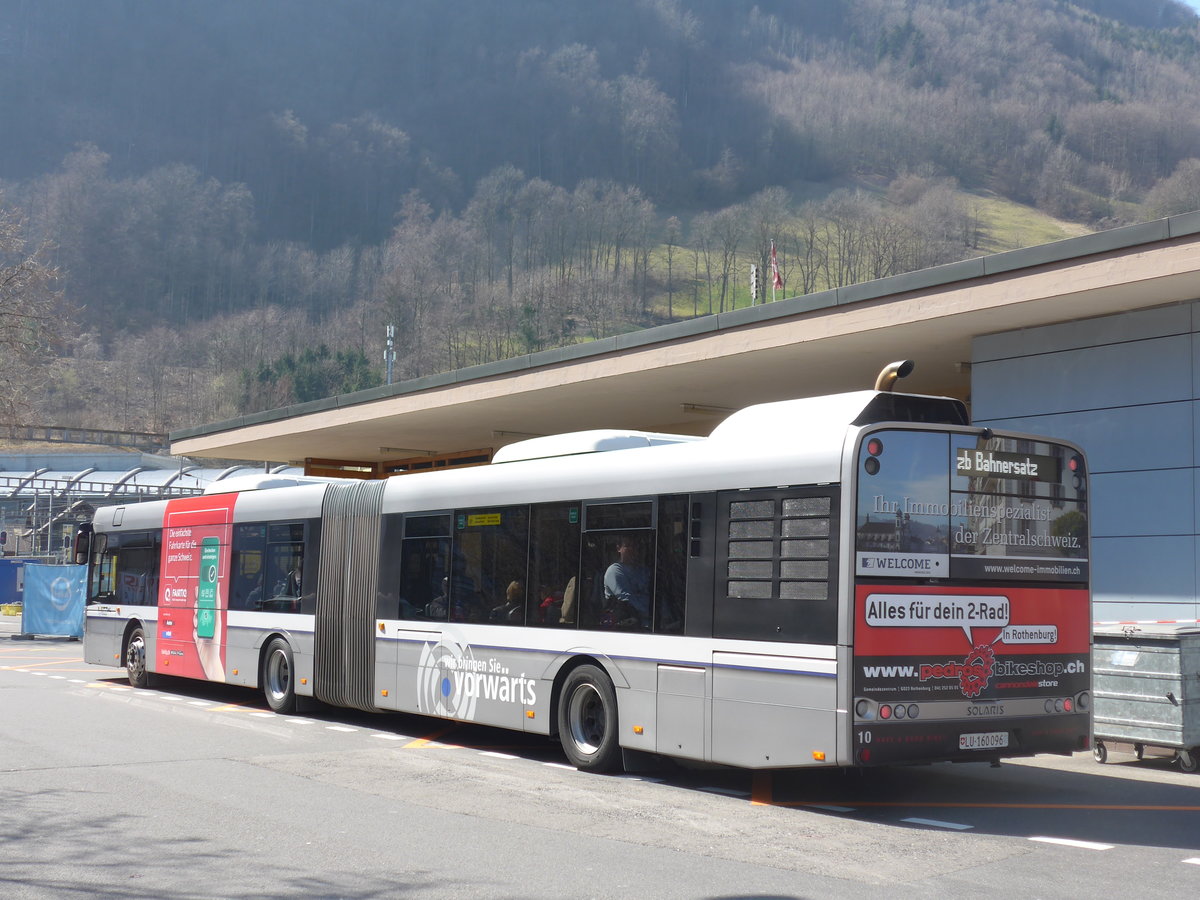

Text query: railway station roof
(170, 212), (1200, 471)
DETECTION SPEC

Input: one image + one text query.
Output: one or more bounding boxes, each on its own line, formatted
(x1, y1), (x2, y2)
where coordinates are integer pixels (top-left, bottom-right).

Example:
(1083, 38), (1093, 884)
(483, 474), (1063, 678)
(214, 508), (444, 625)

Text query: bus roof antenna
(874, 360), (915, 392)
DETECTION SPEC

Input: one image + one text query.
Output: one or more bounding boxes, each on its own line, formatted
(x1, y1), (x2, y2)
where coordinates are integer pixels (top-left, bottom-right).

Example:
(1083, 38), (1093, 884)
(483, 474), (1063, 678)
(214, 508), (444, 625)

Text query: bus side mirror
(73, 524), (94, 566)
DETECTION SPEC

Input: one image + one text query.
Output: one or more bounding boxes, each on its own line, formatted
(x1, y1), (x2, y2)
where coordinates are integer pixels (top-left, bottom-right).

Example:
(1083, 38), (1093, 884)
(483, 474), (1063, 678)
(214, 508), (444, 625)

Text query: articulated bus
(79, 362), (1091, 772)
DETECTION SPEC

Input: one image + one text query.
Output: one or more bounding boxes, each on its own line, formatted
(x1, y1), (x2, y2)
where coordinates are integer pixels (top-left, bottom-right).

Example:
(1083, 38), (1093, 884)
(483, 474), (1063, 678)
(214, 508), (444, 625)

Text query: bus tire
(125, 626), (151, 689)
(262, 637), (297, 714)
(1092, 741), (1107, 764)
(558, 664), (621, 773)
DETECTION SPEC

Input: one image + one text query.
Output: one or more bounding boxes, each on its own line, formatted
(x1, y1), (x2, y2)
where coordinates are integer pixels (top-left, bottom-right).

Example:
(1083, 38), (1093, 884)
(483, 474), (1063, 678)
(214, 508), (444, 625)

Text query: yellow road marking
(404, 724), (465, 749)
(0, 658), (85, 669)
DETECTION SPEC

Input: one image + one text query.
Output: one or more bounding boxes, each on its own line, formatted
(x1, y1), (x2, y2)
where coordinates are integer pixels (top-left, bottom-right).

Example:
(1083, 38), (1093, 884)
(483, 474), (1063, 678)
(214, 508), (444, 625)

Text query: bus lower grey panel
(315, 480), (385, 711)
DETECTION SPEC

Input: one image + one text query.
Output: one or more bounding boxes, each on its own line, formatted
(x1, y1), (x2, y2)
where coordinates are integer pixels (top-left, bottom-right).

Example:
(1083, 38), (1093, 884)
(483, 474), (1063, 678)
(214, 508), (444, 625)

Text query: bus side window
(230, 524), (267, 610)
(452, 506), (529, 625)
(90, 533), (112, 600)
(397, 515), (452, 621)
(110, 531), (161, 606)
(654, 495), (688, 635)
(263, 522), (305, 612)
(528, 502), (581, 628)
(581, 501), (654, 632)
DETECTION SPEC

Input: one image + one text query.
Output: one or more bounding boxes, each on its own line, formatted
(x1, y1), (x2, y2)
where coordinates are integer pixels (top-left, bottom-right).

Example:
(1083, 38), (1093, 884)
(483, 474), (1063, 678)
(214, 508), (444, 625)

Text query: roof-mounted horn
(874, 359), (915, 392)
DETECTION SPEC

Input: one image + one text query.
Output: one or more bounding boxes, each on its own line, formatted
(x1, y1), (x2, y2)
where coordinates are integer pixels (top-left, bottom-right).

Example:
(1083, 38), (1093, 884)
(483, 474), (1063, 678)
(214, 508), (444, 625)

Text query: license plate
(959, 731), (1008, 750)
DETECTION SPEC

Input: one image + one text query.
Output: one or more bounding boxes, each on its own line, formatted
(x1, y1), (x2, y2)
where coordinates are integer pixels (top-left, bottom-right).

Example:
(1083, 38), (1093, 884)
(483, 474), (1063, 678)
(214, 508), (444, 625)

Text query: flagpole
(769, 240), (782, 302)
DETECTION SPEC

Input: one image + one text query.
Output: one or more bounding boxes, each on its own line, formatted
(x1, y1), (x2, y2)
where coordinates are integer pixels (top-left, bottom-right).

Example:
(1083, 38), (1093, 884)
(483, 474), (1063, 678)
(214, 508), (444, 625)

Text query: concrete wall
(971, 302), (1199, 624)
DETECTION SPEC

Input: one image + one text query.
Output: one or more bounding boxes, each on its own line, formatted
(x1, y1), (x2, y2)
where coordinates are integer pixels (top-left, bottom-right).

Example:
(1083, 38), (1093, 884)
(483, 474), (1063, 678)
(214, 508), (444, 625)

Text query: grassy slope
(968, 191), (1093, 254)
(639, 189), (1096, 322)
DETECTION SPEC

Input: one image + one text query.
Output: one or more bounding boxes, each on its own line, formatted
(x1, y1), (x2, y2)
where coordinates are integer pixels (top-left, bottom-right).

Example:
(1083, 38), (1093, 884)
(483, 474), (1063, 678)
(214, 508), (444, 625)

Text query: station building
(170, 213), (1200, 625)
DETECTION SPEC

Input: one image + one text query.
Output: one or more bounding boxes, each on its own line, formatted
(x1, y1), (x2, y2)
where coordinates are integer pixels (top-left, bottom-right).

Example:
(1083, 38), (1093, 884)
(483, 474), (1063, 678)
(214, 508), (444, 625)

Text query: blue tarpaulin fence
(21, 564), (86, 638)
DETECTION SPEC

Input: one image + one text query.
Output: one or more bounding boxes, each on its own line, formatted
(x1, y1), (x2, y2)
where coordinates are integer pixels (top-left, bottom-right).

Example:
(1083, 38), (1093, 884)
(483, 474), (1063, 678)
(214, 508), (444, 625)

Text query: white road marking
(903, 817), (973, 831)
(479, 751), (518, 760)
(1029, 836), (1113, 851)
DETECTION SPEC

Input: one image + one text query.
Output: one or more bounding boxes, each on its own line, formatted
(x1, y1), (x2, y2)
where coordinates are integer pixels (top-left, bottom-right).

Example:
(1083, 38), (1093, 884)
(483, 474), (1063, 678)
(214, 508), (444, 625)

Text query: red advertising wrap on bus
(156, 493), (238, 681)
(854, 584), (1089, 695)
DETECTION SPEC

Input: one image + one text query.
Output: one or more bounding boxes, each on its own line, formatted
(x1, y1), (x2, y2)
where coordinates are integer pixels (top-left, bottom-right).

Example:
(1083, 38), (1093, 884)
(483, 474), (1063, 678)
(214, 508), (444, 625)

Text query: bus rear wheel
(558, 664), (621, 773)
(262, 638), (297, 714)
(125, 626), (151, 689)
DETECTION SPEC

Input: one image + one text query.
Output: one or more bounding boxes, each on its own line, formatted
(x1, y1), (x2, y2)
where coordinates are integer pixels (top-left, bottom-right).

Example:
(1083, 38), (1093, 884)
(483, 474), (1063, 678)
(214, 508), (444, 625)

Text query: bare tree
(0, 199), (66, 423)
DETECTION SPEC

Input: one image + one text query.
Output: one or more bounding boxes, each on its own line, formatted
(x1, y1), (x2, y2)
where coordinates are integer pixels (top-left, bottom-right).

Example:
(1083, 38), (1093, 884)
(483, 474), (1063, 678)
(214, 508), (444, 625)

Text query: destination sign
(955, 448), (1060, 482)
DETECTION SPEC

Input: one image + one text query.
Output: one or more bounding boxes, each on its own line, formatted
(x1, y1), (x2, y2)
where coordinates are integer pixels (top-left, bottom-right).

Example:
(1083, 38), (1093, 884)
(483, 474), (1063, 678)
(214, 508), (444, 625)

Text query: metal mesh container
(1092, 623), (1200, 772)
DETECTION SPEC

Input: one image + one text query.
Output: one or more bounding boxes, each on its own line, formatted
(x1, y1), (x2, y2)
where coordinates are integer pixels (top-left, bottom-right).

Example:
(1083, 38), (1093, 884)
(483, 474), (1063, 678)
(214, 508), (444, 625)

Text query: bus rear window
(855, 429), (1087, 583)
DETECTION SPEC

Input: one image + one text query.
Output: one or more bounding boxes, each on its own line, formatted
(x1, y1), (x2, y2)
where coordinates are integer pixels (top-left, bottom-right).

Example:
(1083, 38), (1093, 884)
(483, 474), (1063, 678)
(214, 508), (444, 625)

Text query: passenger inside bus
(490, 580), (525, 623)
(537, 583), (562, 622)
(602, 535), (652, 629)
(558, 576), (577, 625)
(425, 577), (449, 618)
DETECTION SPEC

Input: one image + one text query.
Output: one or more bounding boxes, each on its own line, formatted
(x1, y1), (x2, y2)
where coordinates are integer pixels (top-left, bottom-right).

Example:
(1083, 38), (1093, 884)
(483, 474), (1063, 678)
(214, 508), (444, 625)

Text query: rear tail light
(1044, 696), (1082, 714)
(864, 437), (883, 475)
(854, 698), (919, 721)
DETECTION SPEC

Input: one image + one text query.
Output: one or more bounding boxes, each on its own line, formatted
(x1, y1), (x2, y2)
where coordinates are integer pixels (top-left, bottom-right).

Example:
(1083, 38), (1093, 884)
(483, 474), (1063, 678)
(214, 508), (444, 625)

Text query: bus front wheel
(125, 626), (151, 689)
(262, 638), (297, 714)
(558, 664), (621, 773)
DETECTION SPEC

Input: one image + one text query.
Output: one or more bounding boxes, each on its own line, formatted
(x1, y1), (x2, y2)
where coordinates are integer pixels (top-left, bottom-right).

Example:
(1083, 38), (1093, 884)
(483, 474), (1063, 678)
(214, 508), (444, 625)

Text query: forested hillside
(2, 0), (1200, 433)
